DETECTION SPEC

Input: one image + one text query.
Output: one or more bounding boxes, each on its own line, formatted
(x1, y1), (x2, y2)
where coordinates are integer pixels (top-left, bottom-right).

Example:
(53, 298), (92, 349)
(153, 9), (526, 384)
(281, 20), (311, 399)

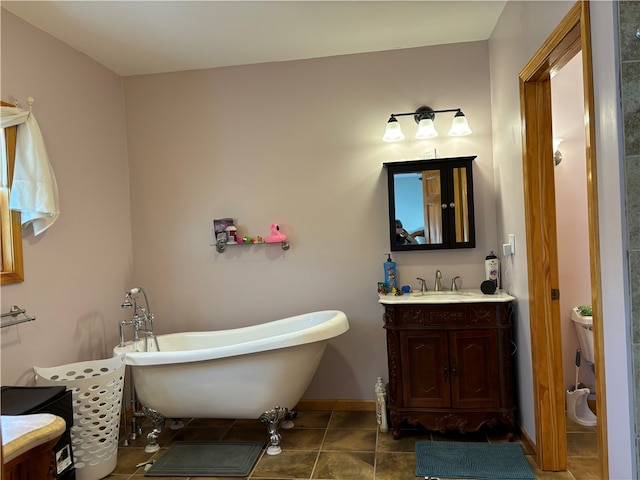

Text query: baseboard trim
(294, 399), (376, 411)
(518, 425), (536, 456)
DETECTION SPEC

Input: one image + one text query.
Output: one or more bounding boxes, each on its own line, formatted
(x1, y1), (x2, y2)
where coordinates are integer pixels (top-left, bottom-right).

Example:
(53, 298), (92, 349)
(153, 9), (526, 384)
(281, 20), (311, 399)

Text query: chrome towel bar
(1, 305), (36, 328)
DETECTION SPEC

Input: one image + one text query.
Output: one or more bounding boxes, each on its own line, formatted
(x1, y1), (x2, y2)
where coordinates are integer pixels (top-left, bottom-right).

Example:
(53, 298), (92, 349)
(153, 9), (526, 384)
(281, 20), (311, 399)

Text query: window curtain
(0, 106), (59, 236)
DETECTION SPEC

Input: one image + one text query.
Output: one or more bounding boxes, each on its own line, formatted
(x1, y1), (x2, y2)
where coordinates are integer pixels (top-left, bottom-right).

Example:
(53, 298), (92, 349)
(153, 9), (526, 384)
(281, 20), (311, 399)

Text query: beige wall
(122, 41), (496, 399)
(1, 10), (497, 398)
(1, 10), (133, 384)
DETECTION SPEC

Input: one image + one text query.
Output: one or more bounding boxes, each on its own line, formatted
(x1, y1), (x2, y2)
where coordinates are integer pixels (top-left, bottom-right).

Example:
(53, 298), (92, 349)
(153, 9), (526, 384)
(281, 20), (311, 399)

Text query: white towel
(1, 106), (59, 236)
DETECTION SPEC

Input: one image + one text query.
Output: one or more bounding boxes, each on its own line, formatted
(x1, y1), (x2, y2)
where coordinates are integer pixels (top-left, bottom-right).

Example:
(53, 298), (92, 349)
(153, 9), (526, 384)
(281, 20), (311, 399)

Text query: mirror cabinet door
(452, 166), (471, 243)
(385, 157), (476, 251)
(421, 169), (443, 244)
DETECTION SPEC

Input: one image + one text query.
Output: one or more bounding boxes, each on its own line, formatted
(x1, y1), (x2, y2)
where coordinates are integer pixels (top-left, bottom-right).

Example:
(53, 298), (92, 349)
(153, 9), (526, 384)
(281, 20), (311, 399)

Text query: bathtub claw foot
(142, 406), (166, 454)
(259, 406), (289, 455)
(170, 418), (185, 430)
(281, 410), (297, 429)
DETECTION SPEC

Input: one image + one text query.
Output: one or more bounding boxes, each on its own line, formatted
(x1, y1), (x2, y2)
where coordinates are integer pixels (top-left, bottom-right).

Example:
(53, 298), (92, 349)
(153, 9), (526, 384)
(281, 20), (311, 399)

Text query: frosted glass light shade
(553, 137), (563, 152)
(415, 118), (438, 139)
(383, 118), (405, 142)
(449, 112), (472, 136)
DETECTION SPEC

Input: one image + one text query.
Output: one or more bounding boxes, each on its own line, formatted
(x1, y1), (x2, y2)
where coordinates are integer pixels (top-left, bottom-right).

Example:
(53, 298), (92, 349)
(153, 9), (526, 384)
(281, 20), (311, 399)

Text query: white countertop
(378, 288), (515, 304)
(1, 413), (66, 463)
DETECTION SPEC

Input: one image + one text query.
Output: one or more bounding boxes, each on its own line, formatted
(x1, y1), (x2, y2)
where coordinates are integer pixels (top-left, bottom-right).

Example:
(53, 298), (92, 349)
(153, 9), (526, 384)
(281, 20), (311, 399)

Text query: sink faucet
(416, 277), (427, 294)
(451, 276), (460, 292)
(434, 270), (442, 291)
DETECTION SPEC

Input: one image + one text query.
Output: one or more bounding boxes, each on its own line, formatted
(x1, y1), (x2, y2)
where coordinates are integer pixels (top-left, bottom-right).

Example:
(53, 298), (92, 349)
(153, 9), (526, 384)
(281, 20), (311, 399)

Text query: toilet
(567, 306), (597, 426)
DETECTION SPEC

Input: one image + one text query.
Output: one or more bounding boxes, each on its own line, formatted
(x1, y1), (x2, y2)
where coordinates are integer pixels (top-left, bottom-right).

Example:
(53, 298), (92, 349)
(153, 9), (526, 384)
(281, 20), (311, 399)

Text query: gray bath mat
(145, 441), (263, 477)
(415, 441), (535, 479)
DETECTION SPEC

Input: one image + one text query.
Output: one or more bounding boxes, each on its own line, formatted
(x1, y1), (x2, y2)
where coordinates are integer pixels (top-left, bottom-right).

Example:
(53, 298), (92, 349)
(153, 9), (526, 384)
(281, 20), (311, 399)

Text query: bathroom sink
(381, 289), (515, 304)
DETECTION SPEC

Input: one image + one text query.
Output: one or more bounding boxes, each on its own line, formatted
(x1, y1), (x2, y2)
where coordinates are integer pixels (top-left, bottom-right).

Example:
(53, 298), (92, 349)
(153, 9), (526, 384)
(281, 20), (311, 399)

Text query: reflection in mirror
(385, 157), (475, 251)
(422, 169), (443, 244)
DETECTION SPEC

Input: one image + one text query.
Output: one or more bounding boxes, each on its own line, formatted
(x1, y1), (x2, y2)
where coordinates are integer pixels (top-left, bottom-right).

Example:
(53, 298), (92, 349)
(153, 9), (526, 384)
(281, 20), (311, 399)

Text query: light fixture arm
(389, 106), (462, 124)
(383, 105), (471, 142)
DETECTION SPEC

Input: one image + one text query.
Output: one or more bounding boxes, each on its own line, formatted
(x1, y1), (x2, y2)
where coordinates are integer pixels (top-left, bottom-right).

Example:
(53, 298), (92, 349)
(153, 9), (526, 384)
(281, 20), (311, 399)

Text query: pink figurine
(265, 223), (287, 243)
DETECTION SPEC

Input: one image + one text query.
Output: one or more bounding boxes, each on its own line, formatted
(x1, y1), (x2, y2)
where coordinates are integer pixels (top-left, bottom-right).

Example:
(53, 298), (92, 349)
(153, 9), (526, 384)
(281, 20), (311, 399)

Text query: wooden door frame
(519, 1), (608, 476)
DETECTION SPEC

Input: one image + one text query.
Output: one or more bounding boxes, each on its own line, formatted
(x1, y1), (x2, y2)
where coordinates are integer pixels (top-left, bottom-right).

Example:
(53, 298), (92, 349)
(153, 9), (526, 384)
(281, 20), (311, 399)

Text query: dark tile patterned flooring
(104, 410), (599, 479)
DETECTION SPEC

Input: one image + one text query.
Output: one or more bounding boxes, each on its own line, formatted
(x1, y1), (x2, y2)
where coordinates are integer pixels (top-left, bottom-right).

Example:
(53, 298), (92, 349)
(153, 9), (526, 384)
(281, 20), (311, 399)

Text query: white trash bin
(34, 356), (126, 480)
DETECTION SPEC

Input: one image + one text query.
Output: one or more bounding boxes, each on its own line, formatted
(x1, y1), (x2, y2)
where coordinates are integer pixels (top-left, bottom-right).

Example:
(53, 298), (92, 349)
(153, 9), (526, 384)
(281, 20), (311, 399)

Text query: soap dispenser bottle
(384, 254), (397, 289)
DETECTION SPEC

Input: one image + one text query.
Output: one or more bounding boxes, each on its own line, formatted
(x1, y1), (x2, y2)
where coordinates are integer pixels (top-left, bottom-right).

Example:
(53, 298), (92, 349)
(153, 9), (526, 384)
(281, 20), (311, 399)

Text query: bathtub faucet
(119, 287), (160, 351)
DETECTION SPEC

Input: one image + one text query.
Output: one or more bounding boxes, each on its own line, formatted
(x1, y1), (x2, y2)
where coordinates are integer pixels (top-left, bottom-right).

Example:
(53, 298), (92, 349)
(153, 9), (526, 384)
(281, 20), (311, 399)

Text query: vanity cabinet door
(449, 330), (500, 408)
(400, 329), (500, 410)
(400, 331), (450, 408)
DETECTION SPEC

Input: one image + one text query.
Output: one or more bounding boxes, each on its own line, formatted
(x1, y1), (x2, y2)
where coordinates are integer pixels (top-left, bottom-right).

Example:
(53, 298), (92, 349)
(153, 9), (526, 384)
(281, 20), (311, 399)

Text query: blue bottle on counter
(384, 254), (397, 289)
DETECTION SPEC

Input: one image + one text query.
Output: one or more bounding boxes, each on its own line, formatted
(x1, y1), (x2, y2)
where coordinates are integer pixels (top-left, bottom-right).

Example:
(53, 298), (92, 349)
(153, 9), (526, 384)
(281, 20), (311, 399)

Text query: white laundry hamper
(34, 355), (126, 480)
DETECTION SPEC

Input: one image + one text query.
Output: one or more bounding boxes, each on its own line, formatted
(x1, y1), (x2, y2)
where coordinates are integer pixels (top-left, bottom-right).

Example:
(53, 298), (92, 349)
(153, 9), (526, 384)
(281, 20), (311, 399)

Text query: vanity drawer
(385, 303), (507, 328)
(426, 305), (467, 326)
(384, 304), (468, 326)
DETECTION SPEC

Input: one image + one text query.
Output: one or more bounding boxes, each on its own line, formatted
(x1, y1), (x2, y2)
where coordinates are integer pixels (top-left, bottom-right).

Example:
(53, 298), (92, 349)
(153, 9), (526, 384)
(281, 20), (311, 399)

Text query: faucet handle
(451, 276), (460, 292)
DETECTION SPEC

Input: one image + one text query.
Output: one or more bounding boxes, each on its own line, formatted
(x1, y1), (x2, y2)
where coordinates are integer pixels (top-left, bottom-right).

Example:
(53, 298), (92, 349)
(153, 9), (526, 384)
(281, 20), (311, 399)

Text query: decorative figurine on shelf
(255, 235), (264, 243)
(265, 223), (287, 243)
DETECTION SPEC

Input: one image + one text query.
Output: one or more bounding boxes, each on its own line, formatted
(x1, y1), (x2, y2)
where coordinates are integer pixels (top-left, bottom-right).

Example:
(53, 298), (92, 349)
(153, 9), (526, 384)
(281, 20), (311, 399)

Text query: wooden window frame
(1, 101), (24, 284)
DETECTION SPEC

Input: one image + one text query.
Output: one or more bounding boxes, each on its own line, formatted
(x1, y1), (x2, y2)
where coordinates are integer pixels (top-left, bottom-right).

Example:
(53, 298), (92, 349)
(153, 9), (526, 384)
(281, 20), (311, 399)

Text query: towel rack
(1, 305), (36, 328)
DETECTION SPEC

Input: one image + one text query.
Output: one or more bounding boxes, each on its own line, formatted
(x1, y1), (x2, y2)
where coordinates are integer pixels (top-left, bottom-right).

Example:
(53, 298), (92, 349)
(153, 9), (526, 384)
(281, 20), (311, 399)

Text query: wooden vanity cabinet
(3, 435), (62, 480)
(383, 301), (515, 439)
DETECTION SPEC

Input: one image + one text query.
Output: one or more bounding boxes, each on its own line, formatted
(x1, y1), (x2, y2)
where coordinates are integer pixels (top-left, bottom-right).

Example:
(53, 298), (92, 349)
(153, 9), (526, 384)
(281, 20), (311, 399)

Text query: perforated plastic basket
(34, 356), (125, 480)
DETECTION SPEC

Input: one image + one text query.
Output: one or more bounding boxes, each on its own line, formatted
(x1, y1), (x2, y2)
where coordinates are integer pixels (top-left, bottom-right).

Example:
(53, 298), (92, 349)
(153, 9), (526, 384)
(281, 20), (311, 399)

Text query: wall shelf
(212, 240), (290, 253)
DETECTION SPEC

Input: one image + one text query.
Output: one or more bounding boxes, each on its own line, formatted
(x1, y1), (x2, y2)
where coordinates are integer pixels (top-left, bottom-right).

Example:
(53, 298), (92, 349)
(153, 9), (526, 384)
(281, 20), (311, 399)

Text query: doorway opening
(519, 1), (608, 477)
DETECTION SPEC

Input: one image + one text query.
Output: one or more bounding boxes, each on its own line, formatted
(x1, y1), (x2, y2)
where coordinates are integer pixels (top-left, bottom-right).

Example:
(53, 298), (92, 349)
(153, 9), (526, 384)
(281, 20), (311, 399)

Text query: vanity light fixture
(553, 137), (563, 166)
(383, 105), (471, 142)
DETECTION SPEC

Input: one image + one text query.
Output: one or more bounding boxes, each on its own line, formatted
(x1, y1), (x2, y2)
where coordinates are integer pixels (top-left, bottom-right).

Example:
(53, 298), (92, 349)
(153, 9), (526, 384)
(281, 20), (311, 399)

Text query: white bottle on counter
(485, 251), (500, 287)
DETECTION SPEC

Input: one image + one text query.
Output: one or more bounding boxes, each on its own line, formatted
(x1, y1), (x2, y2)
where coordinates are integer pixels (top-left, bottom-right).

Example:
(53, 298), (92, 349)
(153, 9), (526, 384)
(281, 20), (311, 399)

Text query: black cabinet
(385, 156), (476, 251)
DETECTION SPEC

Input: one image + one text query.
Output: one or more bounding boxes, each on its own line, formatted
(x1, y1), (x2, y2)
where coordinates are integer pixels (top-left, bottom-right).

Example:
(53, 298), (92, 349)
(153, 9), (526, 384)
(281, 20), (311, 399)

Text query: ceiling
(2, 1), (506, 77)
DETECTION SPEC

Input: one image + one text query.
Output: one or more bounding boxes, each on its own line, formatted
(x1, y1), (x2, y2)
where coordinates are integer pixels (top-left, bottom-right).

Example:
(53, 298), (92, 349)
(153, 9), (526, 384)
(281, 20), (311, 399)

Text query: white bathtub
(113, 309), (348, 453)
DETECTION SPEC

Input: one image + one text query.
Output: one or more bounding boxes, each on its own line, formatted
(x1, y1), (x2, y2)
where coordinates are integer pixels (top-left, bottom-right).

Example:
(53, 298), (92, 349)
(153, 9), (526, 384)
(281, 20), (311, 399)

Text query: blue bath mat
(145, 441), (263, 477)
(415, 441), (535, 479)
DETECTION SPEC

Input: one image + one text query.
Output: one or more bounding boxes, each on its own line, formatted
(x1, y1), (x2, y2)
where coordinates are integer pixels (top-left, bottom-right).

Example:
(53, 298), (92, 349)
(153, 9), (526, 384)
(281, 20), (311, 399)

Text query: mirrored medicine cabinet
(384, 156), (476, 251)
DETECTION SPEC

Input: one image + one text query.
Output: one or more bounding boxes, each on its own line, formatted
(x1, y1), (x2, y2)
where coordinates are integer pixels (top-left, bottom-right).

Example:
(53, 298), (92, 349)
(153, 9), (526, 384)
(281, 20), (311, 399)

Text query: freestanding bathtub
(113, 309), (348, 454)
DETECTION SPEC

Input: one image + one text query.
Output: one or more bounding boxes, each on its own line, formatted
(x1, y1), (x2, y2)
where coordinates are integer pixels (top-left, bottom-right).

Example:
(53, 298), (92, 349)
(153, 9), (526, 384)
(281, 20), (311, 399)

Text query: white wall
(0, 10), (134, 384)
(122, 41), (497, 399)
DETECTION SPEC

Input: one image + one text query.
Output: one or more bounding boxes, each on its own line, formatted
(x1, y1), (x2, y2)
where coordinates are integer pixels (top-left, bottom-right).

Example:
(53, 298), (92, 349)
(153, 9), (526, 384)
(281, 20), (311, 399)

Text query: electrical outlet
(502, 243), (512, 256)
(508, 234), (516, 255)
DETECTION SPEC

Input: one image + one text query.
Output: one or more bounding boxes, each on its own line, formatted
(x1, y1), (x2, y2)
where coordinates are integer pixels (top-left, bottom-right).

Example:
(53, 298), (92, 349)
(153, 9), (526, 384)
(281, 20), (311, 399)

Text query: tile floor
(104, 410), (599, 480)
